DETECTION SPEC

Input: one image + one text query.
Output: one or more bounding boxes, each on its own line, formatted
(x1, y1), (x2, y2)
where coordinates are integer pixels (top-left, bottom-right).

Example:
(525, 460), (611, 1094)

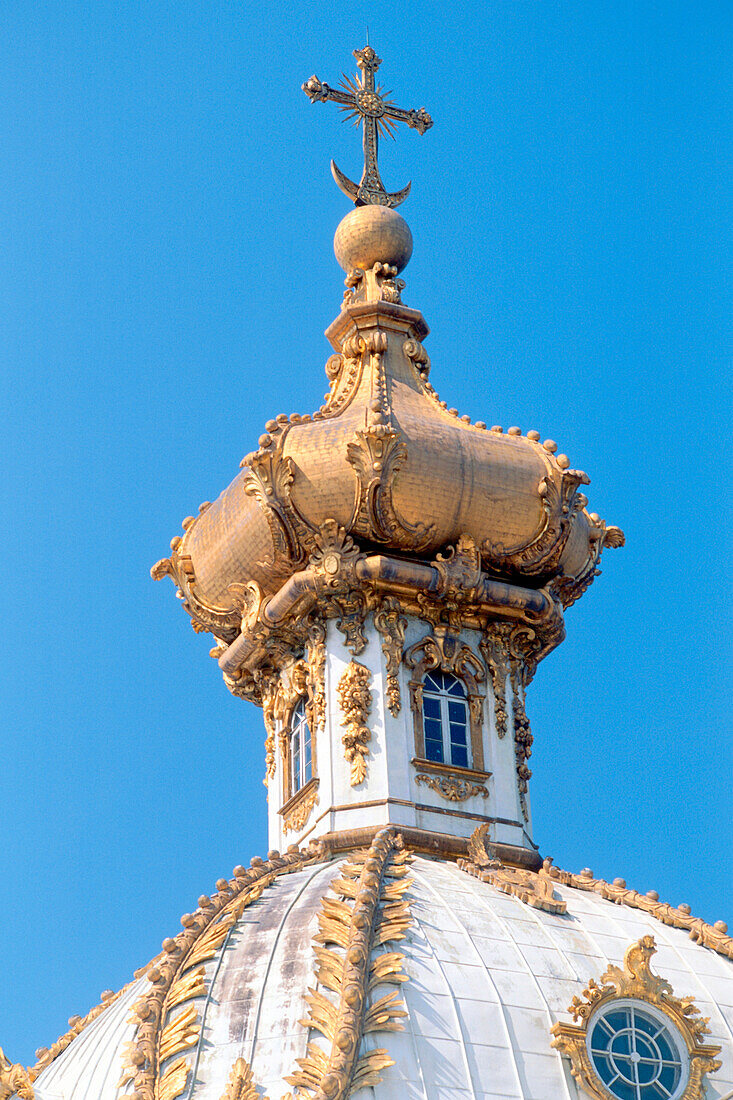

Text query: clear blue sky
(2, 0), (731, 1066)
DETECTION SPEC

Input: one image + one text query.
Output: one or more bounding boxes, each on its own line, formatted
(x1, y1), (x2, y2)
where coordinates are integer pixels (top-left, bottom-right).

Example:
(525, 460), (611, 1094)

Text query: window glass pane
(303, 728), (312, 783)
(423, 696), (441, 719)
(292, 738), (301, 793)
(424, 735), (444, 763)
(448, 699), (466, 723)
(425, 716), (443, 741)
(447, 677), (466, 697)
(424, 671), (442, 692)
(450, 743), (468, 768)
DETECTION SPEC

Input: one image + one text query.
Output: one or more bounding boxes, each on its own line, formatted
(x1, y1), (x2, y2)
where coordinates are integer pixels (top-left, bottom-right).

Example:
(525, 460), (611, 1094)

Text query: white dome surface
(30, 855), (733, 1100)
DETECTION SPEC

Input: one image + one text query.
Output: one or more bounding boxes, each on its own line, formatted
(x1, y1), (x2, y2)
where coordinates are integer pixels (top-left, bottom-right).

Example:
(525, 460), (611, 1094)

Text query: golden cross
(302, 45), (433, 208)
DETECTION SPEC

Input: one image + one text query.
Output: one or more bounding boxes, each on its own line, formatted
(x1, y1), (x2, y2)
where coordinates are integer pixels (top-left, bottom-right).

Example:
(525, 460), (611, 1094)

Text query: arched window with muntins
(289, 699), (312, 795)
(422, 670), (470, 768)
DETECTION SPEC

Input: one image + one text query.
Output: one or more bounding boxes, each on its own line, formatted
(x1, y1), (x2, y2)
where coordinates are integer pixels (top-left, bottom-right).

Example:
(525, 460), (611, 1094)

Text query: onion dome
(151, 200), (623, 688)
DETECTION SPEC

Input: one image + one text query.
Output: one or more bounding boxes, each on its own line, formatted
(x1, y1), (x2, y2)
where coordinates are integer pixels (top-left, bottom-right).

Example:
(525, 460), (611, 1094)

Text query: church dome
(5, 39), (726, 1100)
(20, 834), (733, 1100)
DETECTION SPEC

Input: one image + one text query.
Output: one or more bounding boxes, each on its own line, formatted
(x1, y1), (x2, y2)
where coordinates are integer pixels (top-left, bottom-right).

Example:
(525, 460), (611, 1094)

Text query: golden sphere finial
(334, 205), (413, 273)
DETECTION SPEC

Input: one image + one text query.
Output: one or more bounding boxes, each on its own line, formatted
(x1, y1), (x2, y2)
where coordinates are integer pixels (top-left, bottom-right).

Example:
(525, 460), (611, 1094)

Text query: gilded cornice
(460, 829), (733, 962)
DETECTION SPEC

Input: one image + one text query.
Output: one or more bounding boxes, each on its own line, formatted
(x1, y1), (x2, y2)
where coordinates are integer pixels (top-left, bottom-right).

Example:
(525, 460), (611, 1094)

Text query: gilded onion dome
(151, 201), (623, 686)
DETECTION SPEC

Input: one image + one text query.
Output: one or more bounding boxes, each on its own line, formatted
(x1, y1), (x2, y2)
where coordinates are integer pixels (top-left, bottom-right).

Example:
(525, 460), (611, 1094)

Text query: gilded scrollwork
(481, 466), (591, 577)
(305, 616), (327, 735)
(550, 936), (722, 1100)
(415, 773), (488, 802)
(403, 337), (430, 381)
(462, 825), (566, 914)
(337, 661), (372, 786)
(509, 660), (533, 821)
(310, 521), (371, 654)
(0, 1049), (35, 1100)
(479, 627), (508, 739)
(346, 333), (434, 553)
(552, 513), (626, 610)
(342, 262), (405, 307)
(282, 781), (319, 835)
(374, 597), (407, 716)
(322, 335), (367, 418)
(242, 421), (317, 571)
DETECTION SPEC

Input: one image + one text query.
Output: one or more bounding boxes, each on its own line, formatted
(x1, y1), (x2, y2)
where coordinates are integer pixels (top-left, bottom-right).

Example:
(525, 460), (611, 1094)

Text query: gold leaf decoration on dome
(540, 860), (733, 960)
(374, 596), (407, 717)
(158, 1003), (200, 1063)
(158, 1056), (190, 1100)
(481, 465), (590, 577)
(461, 825), (567, 914)
(116, 846), (327, 1100)
(551, 936), (722, 1100)
(218, 1057), (260, 1100)
(285, 828), (412, 1099)
(337, 661), (372, 785)
(0, 1048), (34, 1100)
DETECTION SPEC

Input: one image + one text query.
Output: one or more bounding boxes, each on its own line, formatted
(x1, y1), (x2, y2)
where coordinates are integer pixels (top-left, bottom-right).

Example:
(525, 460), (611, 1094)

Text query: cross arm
(382, 103), (434, 135)
(302, 75), (355, 110)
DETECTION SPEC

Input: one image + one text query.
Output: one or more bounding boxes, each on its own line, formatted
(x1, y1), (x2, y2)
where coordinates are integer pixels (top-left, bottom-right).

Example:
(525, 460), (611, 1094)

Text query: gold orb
(334, 205), (413, 273)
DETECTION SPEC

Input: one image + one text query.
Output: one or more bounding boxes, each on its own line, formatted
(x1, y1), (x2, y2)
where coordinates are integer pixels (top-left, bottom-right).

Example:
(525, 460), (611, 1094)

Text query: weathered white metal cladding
(32, 976), (148, 1100)
(31, 858), (733, 1099)
(269, 615), (534, 857)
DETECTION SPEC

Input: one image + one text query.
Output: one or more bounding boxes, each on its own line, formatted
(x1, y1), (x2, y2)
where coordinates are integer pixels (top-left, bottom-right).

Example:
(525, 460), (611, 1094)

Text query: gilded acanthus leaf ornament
(551, 936), (722, 1100)
(374, 597), (407, 716)
(415, 773), (488, 802)
(218, 1057), (260, 1100)
(337, 661), (372, 786)
(461, 826), (567, 914)
(116, 847), (326, 1100)
(286, 828), (412, 1099)
(282, 781), (319, 835)
(0, 1049), (34, 1100)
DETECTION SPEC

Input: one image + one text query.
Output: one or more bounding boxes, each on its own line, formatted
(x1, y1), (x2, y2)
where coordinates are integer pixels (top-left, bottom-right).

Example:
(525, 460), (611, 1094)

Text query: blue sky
(2, 0), (731, 1065)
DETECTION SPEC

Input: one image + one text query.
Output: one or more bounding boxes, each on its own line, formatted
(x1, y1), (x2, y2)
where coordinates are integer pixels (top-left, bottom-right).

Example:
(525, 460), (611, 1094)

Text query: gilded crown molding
(551, 936), (722, 1100)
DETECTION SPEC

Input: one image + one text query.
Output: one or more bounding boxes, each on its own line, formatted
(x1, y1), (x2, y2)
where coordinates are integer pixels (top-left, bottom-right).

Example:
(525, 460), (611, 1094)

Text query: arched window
(290, 699), (312, 795)
(422, 671), (470, 768)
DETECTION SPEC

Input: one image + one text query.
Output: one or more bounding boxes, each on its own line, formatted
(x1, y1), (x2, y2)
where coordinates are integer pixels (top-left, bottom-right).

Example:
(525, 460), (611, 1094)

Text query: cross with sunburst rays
(302, 45), (432, 208)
